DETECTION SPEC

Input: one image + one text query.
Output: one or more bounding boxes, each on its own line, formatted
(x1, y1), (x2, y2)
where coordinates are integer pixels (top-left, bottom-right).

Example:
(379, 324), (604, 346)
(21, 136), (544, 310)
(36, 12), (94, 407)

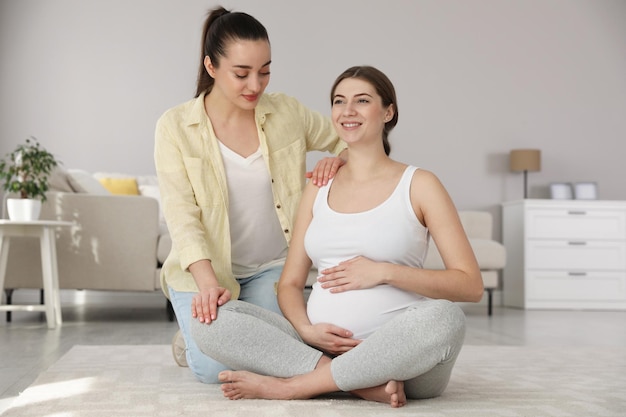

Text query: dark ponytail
(195, 6), (270, 97)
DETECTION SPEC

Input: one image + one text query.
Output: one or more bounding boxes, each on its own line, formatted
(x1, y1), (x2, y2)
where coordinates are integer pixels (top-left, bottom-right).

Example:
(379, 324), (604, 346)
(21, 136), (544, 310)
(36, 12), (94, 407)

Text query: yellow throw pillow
(98, 177), (139, 195)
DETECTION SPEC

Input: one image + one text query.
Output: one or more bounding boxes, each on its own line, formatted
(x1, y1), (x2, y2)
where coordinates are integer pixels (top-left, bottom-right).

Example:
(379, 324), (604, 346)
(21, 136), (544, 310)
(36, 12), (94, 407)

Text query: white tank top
(305, 165), (430, 339)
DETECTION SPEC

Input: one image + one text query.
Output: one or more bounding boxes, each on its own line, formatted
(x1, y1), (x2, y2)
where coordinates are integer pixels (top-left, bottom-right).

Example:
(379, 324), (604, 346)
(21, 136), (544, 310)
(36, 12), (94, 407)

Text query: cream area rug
(2, 345), (625, 417)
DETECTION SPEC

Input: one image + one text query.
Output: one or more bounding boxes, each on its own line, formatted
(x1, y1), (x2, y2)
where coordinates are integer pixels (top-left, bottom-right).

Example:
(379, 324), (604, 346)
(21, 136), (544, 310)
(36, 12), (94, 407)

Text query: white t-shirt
(305, 166), (429, 339)
(219, 142), (287, 278)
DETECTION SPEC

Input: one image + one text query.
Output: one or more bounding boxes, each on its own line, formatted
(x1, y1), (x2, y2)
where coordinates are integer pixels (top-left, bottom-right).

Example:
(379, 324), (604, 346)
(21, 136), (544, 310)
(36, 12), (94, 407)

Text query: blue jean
(168, 265), (283, 383)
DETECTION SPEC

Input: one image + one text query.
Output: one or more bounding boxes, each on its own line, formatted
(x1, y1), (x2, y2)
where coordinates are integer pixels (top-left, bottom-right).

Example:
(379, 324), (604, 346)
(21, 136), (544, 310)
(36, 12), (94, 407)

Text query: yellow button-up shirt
(154, 92), (345, 299)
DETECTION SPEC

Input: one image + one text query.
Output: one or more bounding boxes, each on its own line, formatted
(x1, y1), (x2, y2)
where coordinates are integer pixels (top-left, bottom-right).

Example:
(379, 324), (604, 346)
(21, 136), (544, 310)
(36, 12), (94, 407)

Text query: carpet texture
(2, 344), (625, 416)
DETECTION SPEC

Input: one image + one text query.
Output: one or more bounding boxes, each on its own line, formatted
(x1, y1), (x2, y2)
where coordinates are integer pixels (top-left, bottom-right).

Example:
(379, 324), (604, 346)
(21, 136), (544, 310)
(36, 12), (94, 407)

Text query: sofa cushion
(98, 177), (140, 195)
(136, 175), (159, 187)
(48, 166), (76, 192)
(67, 169), (111, 195)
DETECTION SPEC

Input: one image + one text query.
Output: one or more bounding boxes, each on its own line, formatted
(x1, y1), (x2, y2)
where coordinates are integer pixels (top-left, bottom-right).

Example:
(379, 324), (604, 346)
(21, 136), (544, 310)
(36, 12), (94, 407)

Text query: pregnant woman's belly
(306, 282), (424, 340)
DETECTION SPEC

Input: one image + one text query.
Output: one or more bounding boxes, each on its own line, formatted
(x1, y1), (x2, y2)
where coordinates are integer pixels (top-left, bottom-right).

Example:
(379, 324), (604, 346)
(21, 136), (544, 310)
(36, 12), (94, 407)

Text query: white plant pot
(7, 198), (42, 221)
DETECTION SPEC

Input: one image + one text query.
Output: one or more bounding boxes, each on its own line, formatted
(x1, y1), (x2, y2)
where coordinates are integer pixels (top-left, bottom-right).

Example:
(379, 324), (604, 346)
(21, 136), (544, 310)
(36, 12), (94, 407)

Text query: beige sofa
(2, 168), (173, 319)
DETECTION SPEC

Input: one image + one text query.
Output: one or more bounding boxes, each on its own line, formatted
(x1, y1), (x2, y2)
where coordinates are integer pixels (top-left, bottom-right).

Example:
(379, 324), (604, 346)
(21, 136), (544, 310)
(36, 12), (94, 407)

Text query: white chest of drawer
(502, 200), (626, 309)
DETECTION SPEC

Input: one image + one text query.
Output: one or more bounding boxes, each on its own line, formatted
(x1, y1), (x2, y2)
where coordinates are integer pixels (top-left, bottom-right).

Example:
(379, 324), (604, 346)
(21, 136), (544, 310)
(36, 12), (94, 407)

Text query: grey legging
(190, 298), (465, 399)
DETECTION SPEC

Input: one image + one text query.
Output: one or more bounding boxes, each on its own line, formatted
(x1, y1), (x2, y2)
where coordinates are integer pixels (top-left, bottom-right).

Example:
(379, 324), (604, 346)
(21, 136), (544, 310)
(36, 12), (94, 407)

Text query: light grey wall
(2, 0), (626, 239)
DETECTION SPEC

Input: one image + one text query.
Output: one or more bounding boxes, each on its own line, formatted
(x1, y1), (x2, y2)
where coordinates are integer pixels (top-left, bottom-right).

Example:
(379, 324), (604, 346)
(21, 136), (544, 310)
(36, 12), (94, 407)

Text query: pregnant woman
(190, 65), (483, 407)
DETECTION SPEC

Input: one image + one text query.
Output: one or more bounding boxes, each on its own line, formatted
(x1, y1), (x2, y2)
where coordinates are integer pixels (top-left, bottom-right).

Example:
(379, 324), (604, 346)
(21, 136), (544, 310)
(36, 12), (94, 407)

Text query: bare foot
(351, 380), (407, 408)
(219, 370), (294, 400)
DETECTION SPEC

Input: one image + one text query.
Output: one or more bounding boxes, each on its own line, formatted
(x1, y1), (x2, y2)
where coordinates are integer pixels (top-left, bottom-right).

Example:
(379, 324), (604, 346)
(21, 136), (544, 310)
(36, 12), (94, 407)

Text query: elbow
(276, 281), (289, 303)
(468, 272), (484, 303)
(462, 289), (483, 304)
(458, 283), (483, 303)
(470, 288), (484, 303)
(276, 279), (304, 299)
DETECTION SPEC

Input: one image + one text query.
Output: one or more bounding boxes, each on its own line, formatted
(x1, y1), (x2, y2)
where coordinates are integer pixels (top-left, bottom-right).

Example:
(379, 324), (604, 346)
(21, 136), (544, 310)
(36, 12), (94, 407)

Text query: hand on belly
(306, 282), (423, 340)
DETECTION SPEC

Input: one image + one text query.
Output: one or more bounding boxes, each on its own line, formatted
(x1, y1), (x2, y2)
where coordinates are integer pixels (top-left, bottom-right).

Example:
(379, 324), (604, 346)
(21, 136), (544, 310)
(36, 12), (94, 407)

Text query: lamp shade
(510, 149), (541, 172)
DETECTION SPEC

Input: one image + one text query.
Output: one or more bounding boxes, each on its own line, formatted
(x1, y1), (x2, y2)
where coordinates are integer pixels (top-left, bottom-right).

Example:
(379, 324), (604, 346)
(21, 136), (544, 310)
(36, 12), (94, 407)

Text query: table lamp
(510, 149), (541, 199)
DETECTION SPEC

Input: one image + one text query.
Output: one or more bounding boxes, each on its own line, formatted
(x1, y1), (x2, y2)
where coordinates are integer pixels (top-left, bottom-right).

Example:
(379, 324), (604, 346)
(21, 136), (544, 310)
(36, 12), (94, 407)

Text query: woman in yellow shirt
(154, 6), (346, 383)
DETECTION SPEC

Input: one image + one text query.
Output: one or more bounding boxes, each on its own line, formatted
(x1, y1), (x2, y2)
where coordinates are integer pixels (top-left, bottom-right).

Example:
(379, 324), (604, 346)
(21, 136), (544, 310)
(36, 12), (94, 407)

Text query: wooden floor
(1, 289), (625, 414)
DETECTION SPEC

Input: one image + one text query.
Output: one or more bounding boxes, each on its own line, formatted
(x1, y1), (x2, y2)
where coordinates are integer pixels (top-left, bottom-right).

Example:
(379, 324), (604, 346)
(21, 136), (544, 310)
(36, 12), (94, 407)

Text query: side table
(0, 220), (72, 329)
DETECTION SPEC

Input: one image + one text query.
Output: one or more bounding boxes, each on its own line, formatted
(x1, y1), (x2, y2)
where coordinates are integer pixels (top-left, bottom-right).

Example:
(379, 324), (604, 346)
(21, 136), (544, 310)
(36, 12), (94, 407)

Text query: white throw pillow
(138, 184), (167, 233)
(48, 165), (75, 193)
(67, 169), (111, 195)
(137, 175), (159, 187)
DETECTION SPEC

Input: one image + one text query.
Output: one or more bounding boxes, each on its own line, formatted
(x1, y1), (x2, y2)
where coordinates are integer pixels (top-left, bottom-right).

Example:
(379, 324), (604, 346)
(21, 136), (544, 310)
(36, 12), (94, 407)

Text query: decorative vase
(7, 198), (42, 221)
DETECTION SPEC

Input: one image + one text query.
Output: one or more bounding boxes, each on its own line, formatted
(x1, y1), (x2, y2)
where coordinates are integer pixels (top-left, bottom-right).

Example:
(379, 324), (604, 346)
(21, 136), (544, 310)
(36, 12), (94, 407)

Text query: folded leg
(331, 299), (466, 398)
(191, 300), (323, 377)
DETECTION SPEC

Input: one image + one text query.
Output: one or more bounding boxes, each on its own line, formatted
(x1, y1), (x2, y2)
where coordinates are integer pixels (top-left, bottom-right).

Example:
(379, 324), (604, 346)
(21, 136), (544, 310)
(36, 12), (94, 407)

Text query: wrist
(381, 263), (395, 285)
(196, 280), (220, 292)
(297, 323), (315, 343)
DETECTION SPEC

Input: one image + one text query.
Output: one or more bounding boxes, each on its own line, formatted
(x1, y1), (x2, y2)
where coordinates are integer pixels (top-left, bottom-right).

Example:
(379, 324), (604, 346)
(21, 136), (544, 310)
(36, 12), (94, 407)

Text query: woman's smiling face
(331, 78), (393, 145)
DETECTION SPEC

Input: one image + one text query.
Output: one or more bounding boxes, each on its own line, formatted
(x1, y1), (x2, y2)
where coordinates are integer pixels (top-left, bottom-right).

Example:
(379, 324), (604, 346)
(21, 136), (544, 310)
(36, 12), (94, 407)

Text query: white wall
(2, 0), (626, 239)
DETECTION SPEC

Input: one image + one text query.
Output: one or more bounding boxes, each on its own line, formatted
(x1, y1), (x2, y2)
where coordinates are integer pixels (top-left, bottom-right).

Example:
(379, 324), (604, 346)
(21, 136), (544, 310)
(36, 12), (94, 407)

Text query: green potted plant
(0, 137), (59, 221)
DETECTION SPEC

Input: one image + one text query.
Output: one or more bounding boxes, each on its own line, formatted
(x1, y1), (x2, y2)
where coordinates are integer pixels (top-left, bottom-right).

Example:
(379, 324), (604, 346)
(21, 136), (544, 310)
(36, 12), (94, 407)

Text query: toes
(389, 392), (398, 408)
(385, 380), (407, 408)
(218, 371), (233, 382)
(384, 380), (397, 395)
(221, 382), (241, 400)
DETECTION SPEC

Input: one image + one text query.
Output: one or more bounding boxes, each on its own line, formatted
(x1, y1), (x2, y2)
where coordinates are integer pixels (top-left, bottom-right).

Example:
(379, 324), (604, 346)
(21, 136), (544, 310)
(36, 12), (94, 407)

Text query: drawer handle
(568, 272), (587, 277)
(568, 241), (587, 246)
(567, 210), (587, 215)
